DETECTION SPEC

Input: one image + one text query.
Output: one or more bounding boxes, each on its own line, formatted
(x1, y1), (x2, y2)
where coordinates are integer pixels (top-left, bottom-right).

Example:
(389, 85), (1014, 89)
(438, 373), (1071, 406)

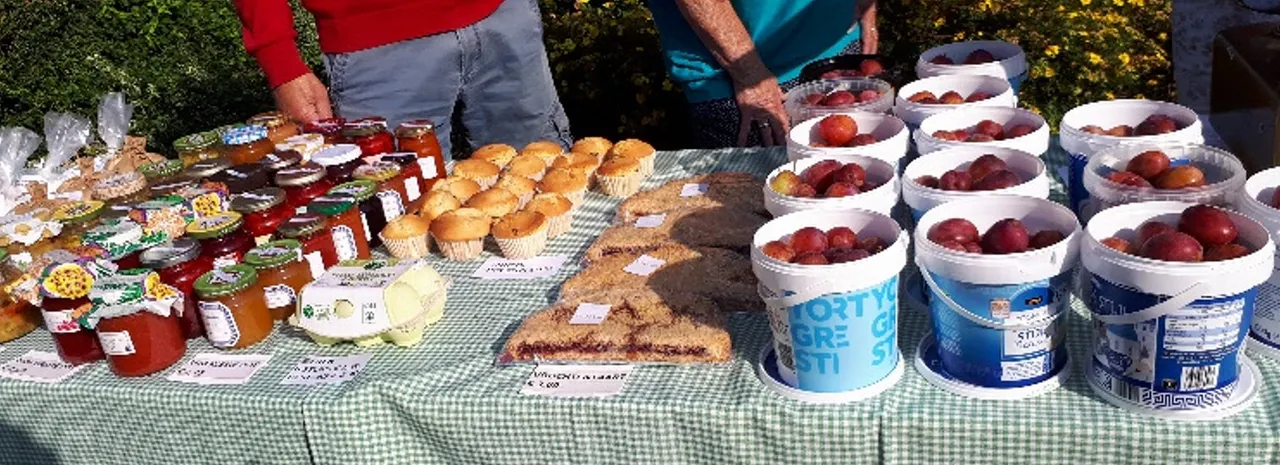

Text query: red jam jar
(384, 153), (427, 201)
(230, 187), (293, 245)
(88, 269), (187, 377)
(303, 117), (347, 145)
(328, 180), (385, 249)
(275, 164), (333, 214)
(140, 238), (211, 339)
(343, 117), (395, 156)
(276, 214), (338, 277)
(186, 212), (255, 269)
(307, 194), (370, 260)
(395, 119), (446, 182)
(311, 144), (364, 185)
(39, 262), (104, 365)
(354, 161), (408, 220)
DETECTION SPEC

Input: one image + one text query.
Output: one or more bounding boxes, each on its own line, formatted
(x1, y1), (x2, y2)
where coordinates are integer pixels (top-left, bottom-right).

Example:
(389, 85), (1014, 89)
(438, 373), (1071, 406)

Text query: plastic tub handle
(1088, 280), (1208, 326)
(918, 266), (1062, 330)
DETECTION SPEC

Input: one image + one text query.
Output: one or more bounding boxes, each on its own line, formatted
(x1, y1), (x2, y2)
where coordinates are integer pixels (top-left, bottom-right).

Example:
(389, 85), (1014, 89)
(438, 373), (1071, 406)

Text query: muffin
(429, 208), (490, 260)
(571, 137), (613, 159)
(525, 193), (574, 239)
(417, 190), (461, 223)
(380, 214), (432, 259)
(464, 188), (520, 222)
(492, 211), (549, 260)
(521, 140), (565, 166)
(471, 144), (517, 168)
(607, 139), (657, 178)
(494, 175), (538, 208)
(505, 154), (548, 182)
(538, 168), (590, 206)
(452, 159), (501, 189)
(550, 152), (602, 181)
(595, 157), (645, 197)
(430, 177), (482, 203)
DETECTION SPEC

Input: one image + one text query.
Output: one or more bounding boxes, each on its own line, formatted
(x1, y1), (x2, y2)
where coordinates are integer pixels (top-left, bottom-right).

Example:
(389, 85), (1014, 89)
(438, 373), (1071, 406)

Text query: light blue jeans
(323, 0), (572, 158)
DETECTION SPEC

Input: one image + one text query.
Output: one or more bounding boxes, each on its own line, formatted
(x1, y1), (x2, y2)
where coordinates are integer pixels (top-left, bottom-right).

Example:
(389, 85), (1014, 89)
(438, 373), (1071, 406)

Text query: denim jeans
(323, 0), (572, 158)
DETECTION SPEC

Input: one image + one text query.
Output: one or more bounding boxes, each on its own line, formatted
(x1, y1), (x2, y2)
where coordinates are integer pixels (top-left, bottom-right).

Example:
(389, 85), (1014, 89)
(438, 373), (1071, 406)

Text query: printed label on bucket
(927, 272), (1069, 388)
(1087, 273), (1253, 409)
(1248, 259), (1280, 351)
(772, 277), (900, 393)
(1068, 151), (1090, 215)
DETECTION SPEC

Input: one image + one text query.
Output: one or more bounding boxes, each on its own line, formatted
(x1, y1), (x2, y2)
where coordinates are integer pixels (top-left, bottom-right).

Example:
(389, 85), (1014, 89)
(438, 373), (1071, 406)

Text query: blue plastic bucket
(1238, 167), (1280, 359)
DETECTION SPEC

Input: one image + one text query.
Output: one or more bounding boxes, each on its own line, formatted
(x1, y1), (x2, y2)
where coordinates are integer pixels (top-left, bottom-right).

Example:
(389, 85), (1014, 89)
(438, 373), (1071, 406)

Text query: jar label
(418, 157), (438, 179)
(376, 191), (404, 220)
(213, 254), (239, 270)
(332, 226), (358, 261)
(405, 178), (421, 202)
(98, 331), (137, 356)
(264, 284), (296, 309)
(43, 310), (81, 334)
(254, 234), (272, 246)
(304, 251), (325, 279)
(359, 212), (371, 241)
(198, 301), (241, 348)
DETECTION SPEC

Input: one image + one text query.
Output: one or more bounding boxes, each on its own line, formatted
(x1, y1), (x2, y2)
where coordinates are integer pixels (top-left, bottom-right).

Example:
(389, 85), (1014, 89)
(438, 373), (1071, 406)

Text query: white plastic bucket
(752, 209), (909, 393)
(1237, 168), (1280, 360)
(1082, 201), (1274, 412)
(914, 196), (1080, 389)
(784, 78), (895, 124)
(900, 146), (1050, 224)
(1058, 99), (1204, 215)
(892, 75), (1016, 129)
(787, 112), (910, 169)
(913, 107), (1050, 157)
(1080, 142), (1245, 223)
(763, 156), (900, 217)
(915, 41), (1029, 93)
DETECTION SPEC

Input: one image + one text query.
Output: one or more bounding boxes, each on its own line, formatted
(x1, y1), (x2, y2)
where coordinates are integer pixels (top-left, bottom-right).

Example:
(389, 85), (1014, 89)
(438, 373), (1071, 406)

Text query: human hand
(272, 73), (333, 124)
(733, 76), (790, 147)
(860, 2), (879, 54)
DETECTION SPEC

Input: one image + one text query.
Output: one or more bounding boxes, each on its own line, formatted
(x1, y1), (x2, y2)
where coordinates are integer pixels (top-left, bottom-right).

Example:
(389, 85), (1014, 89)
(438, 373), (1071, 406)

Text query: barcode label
(1180, 365), (1220, 391)
(1108, 377), (1143, 403)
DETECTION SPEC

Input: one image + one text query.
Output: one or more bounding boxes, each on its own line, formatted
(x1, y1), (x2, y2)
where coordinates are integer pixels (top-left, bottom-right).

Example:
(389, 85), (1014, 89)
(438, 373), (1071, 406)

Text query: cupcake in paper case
(494, 175), (537, 208)
(451, 159), (501, 190)
(537, 168), (589, 207)
(571, 137), (614, 159)
(524, 193), (574, 239)
(417, 190), (461, 223)
(380, 215), (432, 259)
(464, 188), (520, 223)
(429, 208), (490, 260)
(471, 144), (518, 169)
(606, 139), (657, 178)
(595, 157), (645, 197)
(430, 177), (482, 203)
(505, 154), (548, 182)
(492, 211), (549, 260)
(521, 140), (566, 166)
(550, 152), (602, 182)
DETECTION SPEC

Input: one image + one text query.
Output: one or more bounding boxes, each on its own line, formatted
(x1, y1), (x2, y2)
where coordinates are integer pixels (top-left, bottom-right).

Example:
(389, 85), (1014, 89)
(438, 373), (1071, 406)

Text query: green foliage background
(0, 0), (1172, 155)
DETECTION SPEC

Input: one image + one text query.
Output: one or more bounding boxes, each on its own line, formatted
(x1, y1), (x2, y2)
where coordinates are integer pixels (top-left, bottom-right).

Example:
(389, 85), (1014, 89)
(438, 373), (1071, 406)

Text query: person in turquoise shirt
(648, 0), (879, 148)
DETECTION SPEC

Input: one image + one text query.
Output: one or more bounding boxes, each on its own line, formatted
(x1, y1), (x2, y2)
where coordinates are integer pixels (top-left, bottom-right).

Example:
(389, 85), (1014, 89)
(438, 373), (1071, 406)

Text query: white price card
(472, 256), (567, 280)
(167, 354), (272, 385)
(0, 350), (85, 384)
(281, 354), (372, 386)
(680, 183), (708, 197)
(520, 364), (633, 398)
(569, 303), (612, 325)
(623, 254), (665, 277)
(634, 214), (666, 229)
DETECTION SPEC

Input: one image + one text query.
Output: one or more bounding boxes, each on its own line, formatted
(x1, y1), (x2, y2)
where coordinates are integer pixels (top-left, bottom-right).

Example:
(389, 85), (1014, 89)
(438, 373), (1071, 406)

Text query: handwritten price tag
(520, 364), (633, 398)
(472, 256), (567, 280)
(167, 354), (271, 385)
(569, 303), (611, 325)
(0, 350), (85, 384)
(623, 255), (665, 277)
(634, 214), (666, 229)
(281, 354), (372, 386)
(680, 183), (708, 197)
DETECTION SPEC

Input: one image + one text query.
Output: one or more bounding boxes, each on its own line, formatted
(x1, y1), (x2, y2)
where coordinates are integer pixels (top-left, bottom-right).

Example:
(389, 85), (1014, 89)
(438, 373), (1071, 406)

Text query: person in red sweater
(233, 0), (572, 157)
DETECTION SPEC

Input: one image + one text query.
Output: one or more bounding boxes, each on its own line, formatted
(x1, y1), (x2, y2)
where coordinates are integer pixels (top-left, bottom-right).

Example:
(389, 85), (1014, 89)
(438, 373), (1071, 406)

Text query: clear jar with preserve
(307, 194), (369, 260)
(303, 118), (347, 145)
(276, 214), (338, 277)
(173, 131), (222, 167)
(395, 120), (446, 182)
(194, 264), (274, 350)
(186, 212), (255, 269)
(221, 124), (274, 165)
(140, 238), (211, 340)
(230, 187), (293, 245)
(39, 262), (105, 365)
(328, 180), (387, 249)
(83, 269), (187, 377)
(248, 111), (300, 144)
(343, 118), (395, 156)
(244, 240), (311, 321)
(311, 144), (364, 185)
(275, 164), (334, 213)
(354, 161), (408, 221)
(381, 154), (425, 203)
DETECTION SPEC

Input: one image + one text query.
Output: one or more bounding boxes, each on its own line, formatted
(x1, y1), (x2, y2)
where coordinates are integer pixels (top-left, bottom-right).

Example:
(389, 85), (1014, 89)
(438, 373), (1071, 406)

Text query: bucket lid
(1086, 354), (1260, 422)
(913, 332), (1068, 400)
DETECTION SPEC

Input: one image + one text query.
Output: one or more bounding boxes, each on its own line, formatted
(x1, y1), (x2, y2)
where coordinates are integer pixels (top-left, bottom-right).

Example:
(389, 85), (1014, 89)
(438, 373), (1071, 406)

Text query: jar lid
(183, 158), (233, 180)
(342, 125), (380, 138)
(274, 164), (327, 186)
(303, 118), (346, 134)
(383, 153), (418, 166)
(258, 150), (303, 170)
(230, 187), (285, 213)
(244, 239), (302, 269)
(329, 180), (376, 201)
(174, 132), (218, 152)
(211, 164), (269, 193)
(100, 203), (135, 222)
(185, 211), (244, 239)
(222, 124), (269, 145)
(150, 178), (198, 198)
(52, 200), (105, 224)
(139, 159), (184, 180)
(312, 144), (362, 166)
(349, 117), (387, 128)
(353, 161), (401, 182)
(139, 237), (202, 269)
(395, 119), (437, 137)
(277, 213), (327, 238)
(194, 264), (258, 297)
(307, 194), (357, 216)
(248, 111), (289, 129)
(93, 171), (147, 199)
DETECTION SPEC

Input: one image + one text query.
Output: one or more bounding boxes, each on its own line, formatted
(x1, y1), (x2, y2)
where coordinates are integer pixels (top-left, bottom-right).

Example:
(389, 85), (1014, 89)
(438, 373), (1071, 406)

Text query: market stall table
(1, 143), (1279, 465)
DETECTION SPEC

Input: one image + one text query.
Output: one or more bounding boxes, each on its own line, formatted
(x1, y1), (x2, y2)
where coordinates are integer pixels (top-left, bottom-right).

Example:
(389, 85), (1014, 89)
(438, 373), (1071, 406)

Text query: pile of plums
(803, 89), (883, 107)
(1103, 150), (1207, 190)
(812, 114), (880, 147)
(928, 49), (997, 65)
(931, 119), (1036, 142)
(819, 59), (886, 79)
(928, 217), (1065, 255)
(771, 159), (880, 198)
(762, 226), (889, 265)
(1079, 114), (1181, 137)
(906, 90), (993, 105)
(1099, 205), (1251, 262)
(914, 154), (1023, 192)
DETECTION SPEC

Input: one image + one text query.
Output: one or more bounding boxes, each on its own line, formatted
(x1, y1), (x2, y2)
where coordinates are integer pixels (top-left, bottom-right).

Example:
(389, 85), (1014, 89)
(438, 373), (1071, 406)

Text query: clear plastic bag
(0, 127), (42, 215)
(40, 112), (92, 195)
(96, 92), (133, 171)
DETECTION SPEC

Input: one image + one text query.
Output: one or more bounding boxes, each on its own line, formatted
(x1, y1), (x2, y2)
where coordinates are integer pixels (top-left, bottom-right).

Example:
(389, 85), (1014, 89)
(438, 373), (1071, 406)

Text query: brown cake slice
(563, 244), (761, 312)
(585, 206), (769, 261)
(618, 172), (765, 219)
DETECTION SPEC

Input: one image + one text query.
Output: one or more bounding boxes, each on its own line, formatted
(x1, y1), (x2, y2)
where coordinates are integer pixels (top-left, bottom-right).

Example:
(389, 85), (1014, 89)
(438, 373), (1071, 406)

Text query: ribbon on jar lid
(80, 268), (182, 329)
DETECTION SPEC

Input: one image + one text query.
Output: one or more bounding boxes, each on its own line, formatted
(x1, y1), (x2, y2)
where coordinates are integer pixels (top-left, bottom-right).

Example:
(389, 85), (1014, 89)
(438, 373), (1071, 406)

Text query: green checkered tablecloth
(1, 142), (1279, 465)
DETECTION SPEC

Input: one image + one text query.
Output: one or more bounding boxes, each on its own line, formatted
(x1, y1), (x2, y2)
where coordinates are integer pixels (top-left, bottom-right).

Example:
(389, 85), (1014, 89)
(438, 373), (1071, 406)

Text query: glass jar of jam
(277, 214), (337, 277)
(221, 124), (274, 165)
(39, 262), (104, 365)
(52, 200), (105, 250)
(244, 240), (311, 321)
(231, 187), (292, 245)
(210, 163), (270, 195)
(382, 153), (425, 203)
(83, 219), (164, 270)
(181, 158), (232, 184)
(395, 119), (446, 181)
(257, 150), (302, 183)
(307, 194), (369, 260)
(343, 118), (395, 156)
(311, 144), (364, 185)
(93, 171), (149, 206)
(194, 264), (274, 350)
(248, 111), (300, 144)
(303, 117), (347, 145)
(354, 161), (408, 220)
(275, 164), (333, 214)
(88, 269), (187, 377)
(173, 131), (222, 167)
(139, 159), (185, 187)
(186, 212), (255, 269)
(140, 238), (210, 339)
(328, 180), (386, 249)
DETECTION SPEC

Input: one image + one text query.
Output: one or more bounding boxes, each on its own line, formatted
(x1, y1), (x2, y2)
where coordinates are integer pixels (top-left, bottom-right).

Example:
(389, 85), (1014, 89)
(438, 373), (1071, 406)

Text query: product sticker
(360, 212), (371, 241)
(198, 301), (241, 348)
(43, 310), (81, 334)
(264, 284), (296, 309)
(212, 254), (238, 270)
(569, 303), (611, 325)
(623, 255), (665, 277)
(634, 214), (666, 229)
(418, 157), (438, 179)
(680, 183), (708, 197)
(472, 256), (566, 280)
(377, 191), (404, 219)
(520, 364), (632, 398)
(98, 331), (137, 356)
(405, 178), (421, 202)
(332, 226), (359, 261)
(281, 354), (372, 386)
(0, 350), (86, 383)
(303, 251), (325, 280)
(167, 353), (271, 385)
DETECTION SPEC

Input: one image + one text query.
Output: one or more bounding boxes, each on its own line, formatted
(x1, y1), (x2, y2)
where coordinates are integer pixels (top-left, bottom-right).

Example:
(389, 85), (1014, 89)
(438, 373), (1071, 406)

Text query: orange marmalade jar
(248, 111), (300, 144)
(193, 264), (274, 349)
(243, 240), (311, 321)
(395, 120), (446, 182)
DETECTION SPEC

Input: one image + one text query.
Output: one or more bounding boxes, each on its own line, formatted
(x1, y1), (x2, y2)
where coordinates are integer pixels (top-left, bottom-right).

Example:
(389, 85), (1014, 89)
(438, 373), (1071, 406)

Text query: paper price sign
(0, 350), (85, 384)
(168, 354), (271, 385)
(520, 365), (633, 398)
(623, 255), (665, 277)
(569, 303), (611, 325)
(281, 354), (372, 386)
(680, 183), (708, 197)
(472, 256), (567, 280)
(634, 214), (666, 229)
